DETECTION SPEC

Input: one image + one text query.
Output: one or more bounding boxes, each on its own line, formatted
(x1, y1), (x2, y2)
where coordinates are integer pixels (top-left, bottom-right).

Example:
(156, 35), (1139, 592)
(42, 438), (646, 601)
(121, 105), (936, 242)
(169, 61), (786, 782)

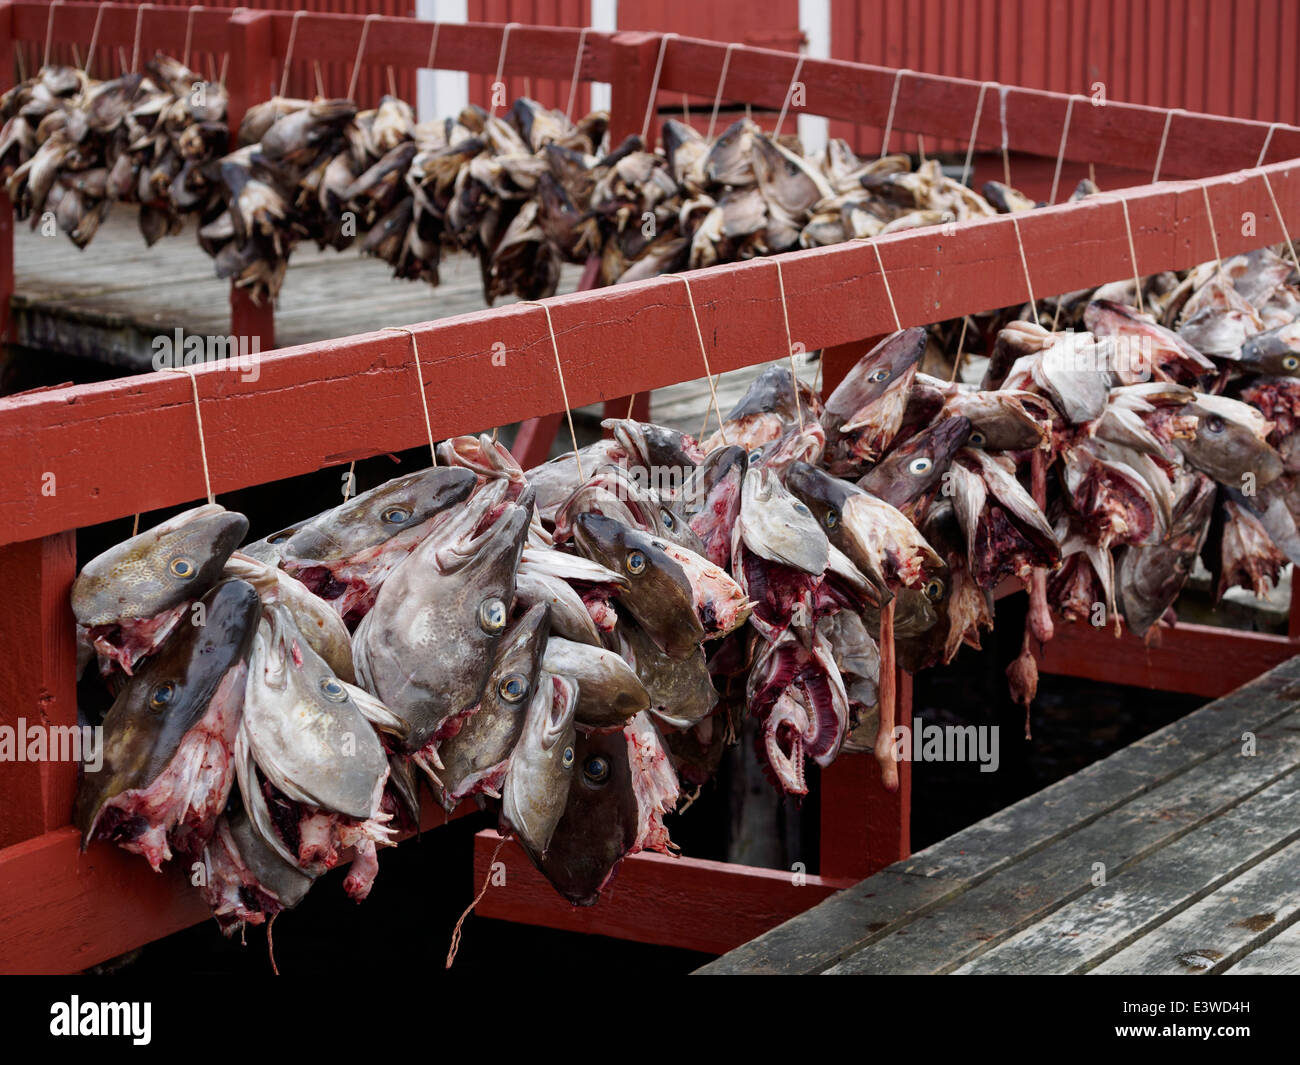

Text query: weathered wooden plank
(700, 655), (1300, 974)
(825, 709), (1300, 974)
(1090, 840), (1300, 975)
(956, 768), (1300, 974)
(1223, 919), (1300, 975)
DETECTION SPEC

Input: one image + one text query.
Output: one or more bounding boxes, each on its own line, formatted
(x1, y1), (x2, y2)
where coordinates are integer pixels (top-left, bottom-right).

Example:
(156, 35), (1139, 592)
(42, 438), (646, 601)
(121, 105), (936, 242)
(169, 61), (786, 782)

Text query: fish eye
(381, 505), (412, 525)
(169, 557), (196, 579)
(661, 509), (676, 530)
(498, 673), (528, 704)
(562, 746), (575, 769)
(824, 509), (840, 530)
(969, 431), (986, 447)
(149, 681), (176, 710)
(747, 448), (764, 466)
(1285, 356), (1300, 371)
(583, 755), (610, 785)
(625, 549), (647, 575)
(792, 501), (811, 516)
(867, 368), (891, 383)
(478, 597), (507, 634)
(1204, 415), (1225, 434)
(923, 577), (945, 601)
(269, 530), (293, 544)
(319, 677), (348, 702)
(908, 457), (934, 476)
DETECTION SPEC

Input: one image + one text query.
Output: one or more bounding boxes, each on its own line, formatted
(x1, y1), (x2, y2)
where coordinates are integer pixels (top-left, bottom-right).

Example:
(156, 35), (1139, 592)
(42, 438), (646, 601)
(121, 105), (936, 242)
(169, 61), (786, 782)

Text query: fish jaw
(761, 693), (809, 795)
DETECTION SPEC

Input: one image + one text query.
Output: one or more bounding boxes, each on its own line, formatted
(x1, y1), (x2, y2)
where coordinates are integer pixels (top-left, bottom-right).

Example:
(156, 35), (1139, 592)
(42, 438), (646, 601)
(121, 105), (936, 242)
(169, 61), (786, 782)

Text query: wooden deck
(698, 653), (1300, 975)
(10, 209), (792, 438)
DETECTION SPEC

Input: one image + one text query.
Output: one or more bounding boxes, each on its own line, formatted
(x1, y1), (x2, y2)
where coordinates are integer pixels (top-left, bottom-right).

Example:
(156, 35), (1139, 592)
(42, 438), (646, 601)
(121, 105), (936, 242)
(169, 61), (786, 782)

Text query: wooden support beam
(1035, 619), (1299, 699)
(471, 833), (854, 955)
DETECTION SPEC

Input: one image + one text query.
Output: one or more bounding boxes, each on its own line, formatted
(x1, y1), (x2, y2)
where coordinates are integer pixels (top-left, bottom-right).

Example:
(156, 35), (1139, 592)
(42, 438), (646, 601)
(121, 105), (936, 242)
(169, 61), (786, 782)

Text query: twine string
(130, 4), (153, 74)
(1259, 168), (1300, 276)
(278, 10), (306, 99)
(169, 368), (215, 505)
(522, 301), (584, 482)
(1200, 183), (1224, 277)
(1151, 108), (1183, 183)
(1118, 196), (1144, 314)
(1257, 121), (1284, 167)
(668, 275), (728, 444)
(382, 327), (439, 467)
(998, 83), (1012, 186)
(1010, 214), (1040, 326)
(774, 52), (806, 139)
(43, 1), (63, 70)
(961, 81), (996, 187)
(347, 14), (379, 103)
(950, 316), (971, 382)
(445, 834), (510, 968)
(182, 5), (203, 71)
(1048, 94), (1078, 204)
(564, 27), (591, 121)
(425, 21), (442, 70)
(707, 42), (737, 140)
(85, 2), (107, 79)
(879, 67), (910, 158)
(490, 22), (520, 116)
(772, 260), (805, 433)
(640, 33), (677, 144)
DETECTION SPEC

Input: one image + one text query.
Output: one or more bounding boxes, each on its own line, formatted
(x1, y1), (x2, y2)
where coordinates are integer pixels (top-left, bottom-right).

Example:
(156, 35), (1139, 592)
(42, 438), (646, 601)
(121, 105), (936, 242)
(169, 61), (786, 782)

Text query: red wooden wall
(830, 0), (1300, 155)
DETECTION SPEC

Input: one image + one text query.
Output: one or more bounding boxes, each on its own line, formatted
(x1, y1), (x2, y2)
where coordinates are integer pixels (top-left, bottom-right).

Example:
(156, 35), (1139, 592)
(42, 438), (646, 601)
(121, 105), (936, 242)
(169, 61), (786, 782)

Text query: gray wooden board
(956, 765), (1300, 973)
(1089, 839), (1300, 975)
(826, 711), (1300, 974)
(1222, 919), (1300, 974)
(696, 654), (1300, 975)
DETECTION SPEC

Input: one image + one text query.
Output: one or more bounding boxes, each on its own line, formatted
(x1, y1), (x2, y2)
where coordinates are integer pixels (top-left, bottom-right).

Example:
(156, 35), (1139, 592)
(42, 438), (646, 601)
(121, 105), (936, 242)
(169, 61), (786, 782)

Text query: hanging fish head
(280, 466), (477, 619)
(435, 603), (552, 807)
(738, 466), (829, 576)
(821, 328), (926, 472)
(73, 504), (249, 675)
(858, 415), (972, 518)
(242, 604), (391, 821)
(501, 671), (578, 858)
(353, 493), (531, 753)
(571, 513), (705, 658)
(1175, 393), (1284, 488)
(75, 578), (261, 866)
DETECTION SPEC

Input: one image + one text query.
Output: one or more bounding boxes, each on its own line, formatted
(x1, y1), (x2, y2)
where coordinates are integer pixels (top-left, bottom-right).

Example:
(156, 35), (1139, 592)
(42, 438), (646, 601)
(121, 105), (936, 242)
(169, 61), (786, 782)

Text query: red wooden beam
(0, 792), (481, 974)
(0, 534), (78, 849)
(4, 162), (1296, 548)
(646, 35), (1300, 180)
(470, 834), (854, 955)
(1035, 619), (1300, 700)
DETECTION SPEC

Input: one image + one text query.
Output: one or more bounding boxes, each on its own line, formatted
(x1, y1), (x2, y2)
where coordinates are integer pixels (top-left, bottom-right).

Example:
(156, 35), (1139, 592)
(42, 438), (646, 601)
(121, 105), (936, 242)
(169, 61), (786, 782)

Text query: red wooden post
(817, 333), (910, 880)
(819, 674), (913, 879)
(0, 2), (15, 344)
(226, 9), (276, 354)
(0, 534), (79, 849)
(601, 31), (663, 426)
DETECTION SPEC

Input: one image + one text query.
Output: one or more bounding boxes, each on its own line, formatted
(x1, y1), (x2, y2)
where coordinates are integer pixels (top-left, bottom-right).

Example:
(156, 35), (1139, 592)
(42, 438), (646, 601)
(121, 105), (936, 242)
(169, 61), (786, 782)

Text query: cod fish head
(72, 504), (248, 627)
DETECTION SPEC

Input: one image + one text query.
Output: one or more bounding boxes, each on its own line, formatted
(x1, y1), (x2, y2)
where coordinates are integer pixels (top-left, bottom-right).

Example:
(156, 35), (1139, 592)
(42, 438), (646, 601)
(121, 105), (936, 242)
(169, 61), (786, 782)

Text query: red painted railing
(3, 3), (1300, 970)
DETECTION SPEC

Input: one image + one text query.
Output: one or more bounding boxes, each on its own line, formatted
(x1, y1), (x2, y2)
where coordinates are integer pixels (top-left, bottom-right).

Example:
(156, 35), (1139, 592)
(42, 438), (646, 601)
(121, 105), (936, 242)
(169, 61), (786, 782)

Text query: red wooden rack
(2, 3), (1300, 970)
